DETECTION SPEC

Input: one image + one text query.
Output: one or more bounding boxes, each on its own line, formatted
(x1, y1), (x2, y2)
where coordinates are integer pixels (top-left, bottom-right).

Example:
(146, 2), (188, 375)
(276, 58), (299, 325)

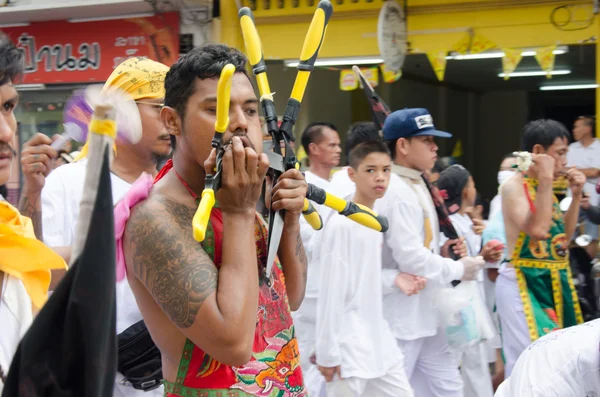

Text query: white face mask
(498, 170), (515, 186)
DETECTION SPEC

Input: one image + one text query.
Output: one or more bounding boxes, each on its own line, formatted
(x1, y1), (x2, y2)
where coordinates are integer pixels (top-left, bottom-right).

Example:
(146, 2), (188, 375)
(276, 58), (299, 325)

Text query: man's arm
(271, 169), (309, 311)
(18, 133), (58, 241)
(502, 171), (554, 241)
(125, 198), (260, 366)
(381, 195), (464, 285)
(578, 168), (600, 179)
(564, 168), (587, 242)
(277, 213), (307, 311)
(18, 191), (43, 241)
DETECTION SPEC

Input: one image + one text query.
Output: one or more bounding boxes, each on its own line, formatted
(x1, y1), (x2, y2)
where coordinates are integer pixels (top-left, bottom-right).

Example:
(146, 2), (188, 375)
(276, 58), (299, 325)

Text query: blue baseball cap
(383, 108), (452, 140)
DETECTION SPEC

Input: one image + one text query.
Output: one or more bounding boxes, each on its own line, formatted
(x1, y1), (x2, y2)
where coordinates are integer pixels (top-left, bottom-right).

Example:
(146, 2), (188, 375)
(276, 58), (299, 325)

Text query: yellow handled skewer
(192, 63), (236, 242)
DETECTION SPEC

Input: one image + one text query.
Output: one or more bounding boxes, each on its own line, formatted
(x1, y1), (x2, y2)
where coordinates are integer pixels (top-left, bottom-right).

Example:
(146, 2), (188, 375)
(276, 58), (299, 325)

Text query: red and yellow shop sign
(0, 13), (179, 84)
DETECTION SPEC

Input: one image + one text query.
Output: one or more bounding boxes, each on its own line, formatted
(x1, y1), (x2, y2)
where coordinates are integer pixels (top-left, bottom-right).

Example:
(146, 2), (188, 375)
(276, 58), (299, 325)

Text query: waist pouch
(118, 320), (162, 391)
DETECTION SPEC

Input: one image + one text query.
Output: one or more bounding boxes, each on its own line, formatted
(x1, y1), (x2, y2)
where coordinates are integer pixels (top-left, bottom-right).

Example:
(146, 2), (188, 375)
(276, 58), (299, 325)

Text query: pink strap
(114, 173), (154, 282)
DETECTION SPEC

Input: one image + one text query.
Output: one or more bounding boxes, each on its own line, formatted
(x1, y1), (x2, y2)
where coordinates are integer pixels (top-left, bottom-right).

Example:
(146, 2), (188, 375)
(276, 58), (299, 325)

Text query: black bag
(117, 320), (163, 391)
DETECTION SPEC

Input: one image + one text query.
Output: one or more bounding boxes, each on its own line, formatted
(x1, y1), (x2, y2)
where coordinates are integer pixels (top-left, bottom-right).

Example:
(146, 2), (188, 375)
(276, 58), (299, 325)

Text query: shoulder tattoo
(125, 197), (218, 328)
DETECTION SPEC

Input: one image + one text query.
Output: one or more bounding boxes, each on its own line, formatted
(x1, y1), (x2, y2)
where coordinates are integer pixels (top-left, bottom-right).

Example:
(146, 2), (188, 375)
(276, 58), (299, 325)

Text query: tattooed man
(121, 44), (309, 396)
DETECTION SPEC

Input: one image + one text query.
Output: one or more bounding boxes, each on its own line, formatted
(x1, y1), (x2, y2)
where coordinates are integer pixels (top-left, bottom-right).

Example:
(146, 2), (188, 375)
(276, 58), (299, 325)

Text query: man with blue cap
(376, 108), (484, 397)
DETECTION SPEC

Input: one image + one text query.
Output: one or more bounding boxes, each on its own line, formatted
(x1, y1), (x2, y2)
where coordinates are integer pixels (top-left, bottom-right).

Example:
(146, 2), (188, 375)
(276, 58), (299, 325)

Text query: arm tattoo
(126, 198), (218, 329)
(19, 195), (43, 241)
(295, 233), (307, 284)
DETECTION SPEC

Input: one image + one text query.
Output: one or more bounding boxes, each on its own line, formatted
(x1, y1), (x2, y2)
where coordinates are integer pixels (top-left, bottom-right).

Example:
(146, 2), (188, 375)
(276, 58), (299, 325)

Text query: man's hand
(20, 133), (58, 194)
(459, 256), (485, 281)
(581, 194), (590, 210)
(271, 169), (308, 215)
(441, 237), (467, 258)
(206, 136), (269, 216)
(318, 365), (341, 382)
(480, 241), (503, 263)
(395, 273), (427, 296)
(566, 167), (586, 197)
(471, 218), (486, 235)
(528, 154), (555, 181)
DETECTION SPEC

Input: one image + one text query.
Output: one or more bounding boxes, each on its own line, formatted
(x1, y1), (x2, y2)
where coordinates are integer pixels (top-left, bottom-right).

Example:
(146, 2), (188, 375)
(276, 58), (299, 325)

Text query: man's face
(537, 137), (568, 178)
(349, 152), (392, 201)
(164, 72), (261, 170)
(401, 135), (439, 172)
(134, 98), (172, 162)
(310, 127), (341, 168)
(572, 119), (591, 142)
(0, 82), (18, 186)
(499, 157), (517, 171)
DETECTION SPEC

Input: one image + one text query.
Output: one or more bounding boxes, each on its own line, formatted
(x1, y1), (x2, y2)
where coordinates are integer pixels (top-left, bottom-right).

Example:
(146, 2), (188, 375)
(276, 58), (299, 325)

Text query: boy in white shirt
(316, 141), (416, 397)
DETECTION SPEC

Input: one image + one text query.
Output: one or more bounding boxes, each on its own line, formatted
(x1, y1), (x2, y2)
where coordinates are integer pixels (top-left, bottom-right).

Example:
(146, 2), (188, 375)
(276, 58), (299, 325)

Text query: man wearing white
(378, 108), (483, 397)
(495, 319), (600, 397)
(294, 121), (341, 397)
(567, 115), (600, 259)
(316, 141), (415, 397)
(18, 58), (172, 397)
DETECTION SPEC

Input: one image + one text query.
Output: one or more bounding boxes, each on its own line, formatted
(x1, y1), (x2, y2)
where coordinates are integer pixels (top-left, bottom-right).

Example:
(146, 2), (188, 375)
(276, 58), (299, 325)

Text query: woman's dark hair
(0, 34), (24, 85)
(522, 119), (570, 152)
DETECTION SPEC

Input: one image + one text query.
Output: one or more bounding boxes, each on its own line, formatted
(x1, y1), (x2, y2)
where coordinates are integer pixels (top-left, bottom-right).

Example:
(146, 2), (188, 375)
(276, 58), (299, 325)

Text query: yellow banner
(452, 32), (496, 55)
(502, 48), (523, 80)
(535, 45), (556, 78)
(380, 64), (402, 83)
(339, 69), (358, 91)
(427, 51), (447, 81)
(360, 67), (379, 88)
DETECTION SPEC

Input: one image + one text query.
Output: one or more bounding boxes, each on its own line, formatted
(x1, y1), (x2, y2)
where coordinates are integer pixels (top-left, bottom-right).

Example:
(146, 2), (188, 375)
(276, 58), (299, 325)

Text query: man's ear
(531, 143), (545, 155)
(308, 142), (319, 157)
(396, 138), (410, 156)
(348, 166), (357, 183)
(161, 106), (181, 137)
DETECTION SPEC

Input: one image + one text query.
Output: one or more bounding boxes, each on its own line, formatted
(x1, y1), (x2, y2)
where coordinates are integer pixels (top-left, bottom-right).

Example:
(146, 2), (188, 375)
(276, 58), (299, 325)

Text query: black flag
(2, 146), (117, 396)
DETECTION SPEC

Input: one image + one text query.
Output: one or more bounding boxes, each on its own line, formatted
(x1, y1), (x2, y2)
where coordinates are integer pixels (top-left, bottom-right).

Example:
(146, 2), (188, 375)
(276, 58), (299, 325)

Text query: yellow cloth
(74, 57), (170, 161)
(0, 201), (67, 309)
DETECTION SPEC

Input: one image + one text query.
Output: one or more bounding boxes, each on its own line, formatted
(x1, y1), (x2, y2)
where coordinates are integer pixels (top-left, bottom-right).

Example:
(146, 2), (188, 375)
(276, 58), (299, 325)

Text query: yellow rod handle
(193, 189), (215, 242)
(239, 8), (272, 97)
(290, 0), (333, 102)
(343, 202), (389, 233)
(215, 64), (235, 134)
(302, 198), (323, 230)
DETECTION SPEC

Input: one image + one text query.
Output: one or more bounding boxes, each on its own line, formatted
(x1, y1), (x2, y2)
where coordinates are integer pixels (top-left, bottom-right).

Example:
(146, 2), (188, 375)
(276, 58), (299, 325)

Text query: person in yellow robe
(0, 34), (66, 391)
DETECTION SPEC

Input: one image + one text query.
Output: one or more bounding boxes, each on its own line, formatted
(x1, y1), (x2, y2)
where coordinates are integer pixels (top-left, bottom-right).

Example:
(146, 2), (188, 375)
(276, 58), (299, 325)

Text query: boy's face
(349, 152), (392, 200)
(0, 81), (18, 186)
(533, 137), (568, 178)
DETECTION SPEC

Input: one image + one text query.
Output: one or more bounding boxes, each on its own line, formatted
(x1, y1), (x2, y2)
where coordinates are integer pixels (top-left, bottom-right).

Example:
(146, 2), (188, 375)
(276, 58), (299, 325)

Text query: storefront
(0, 12), (180, 203)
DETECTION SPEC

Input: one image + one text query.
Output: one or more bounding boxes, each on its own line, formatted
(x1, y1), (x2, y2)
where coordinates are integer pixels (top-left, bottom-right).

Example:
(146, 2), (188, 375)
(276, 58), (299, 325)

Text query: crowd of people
(1, 31), (600, 397)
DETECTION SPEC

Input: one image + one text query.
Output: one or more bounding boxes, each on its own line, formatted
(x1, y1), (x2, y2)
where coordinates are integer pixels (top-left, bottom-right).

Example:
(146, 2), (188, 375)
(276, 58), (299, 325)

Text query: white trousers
(326, 360), (414, 397)
(398, 332), (464, 397)
(293, 298), (326, 397)
(459, 342), (494, 397)
(495, 268), (531, 379)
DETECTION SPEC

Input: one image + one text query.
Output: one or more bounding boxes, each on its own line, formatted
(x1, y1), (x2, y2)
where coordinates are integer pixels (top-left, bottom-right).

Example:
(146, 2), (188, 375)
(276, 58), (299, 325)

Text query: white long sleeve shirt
(378, 165), (464, 340)
(316, 213), (401, 379)
(496, 319), (600, 397)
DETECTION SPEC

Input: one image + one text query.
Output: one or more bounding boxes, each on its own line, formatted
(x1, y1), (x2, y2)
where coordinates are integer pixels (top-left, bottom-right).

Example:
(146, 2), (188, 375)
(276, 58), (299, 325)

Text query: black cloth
(2, 147), (117, 397)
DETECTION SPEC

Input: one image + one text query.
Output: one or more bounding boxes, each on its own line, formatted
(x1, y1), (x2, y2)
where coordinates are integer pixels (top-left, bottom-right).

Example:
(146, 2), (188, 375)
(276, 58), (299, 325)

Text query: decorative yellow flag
(380, 64), (402, 83)
(502, 48), (523, 80)
(427, 51), (447, 81)
(452, 32), (496, 55)
(360, 67), (379, 88)
(451, 139), (463, 158)
(535, 46), (556, 78)
(339, 69), (358, 91)
(296, 144), (307, 163)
